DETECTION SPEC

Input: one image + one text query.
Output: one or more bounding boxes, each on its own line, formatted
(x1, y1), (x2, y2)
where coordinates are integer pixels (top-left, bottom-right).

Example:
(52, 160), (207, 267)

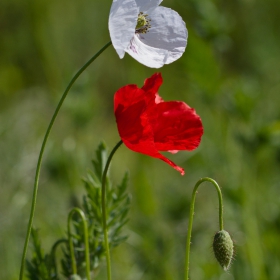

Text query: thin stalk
(19, 41), (112, 280)
(50, 238), (68, 278)
(101, 140), (123, 280)
(184, 177), (224, 280)
(68, 208), (91, 279)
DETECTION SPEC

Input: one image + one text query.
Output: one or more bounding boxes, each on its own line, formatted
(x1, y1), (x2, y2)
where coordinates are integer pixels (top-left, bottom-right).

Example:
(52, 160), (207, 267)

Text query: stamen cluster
(135, 12), (151, 34)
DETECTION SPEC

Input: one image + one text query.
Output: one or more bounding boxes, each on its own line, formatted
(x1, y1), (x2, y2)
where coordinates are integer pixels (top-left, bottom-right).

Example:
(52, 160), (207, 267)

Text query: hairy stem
(184, 177), (224, 280)
(68, 208), (91, 279)
(19, 41), (112, 280)
(50, 238), (68, 278)
(101, 140), (123, 280)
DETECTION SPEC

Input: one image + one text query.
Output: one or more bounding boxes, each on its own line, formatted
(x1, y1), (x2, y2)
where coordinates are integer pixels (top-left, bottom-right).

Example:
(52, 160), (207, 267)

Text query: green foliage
(26, 228), (57, 280)
(26, 143), (130, 279)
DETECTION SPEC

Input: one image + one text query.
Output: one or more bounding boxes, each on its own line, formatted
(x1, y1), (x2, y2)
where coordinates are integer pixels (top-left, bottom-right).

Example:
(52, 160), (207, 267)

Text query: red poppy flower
(114, 73), (203, 175)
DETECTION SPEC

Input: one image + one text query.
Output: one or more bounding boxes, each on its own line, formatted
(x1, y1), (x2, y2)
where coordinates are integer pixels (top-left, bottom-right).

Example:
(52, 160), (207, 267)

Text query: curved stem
(184, 177), (224, 280)
(19, 41), (112, 280)
(68, 208), (91, 279)
(101, 140), (123, 280)
(50, 238), (68, 278)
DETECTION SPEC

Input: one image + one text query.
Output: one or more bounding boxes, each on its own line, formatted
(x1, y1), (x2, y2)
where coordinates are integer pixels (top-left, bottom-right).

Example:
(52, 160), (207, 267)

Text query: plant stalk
(19, 41), (112, 280)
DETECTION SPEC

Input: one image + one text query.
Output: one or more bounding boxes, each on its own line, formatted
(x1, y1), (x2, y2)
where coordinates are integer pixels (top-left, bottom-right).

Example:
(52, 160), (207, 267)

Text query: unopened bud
(213, 230), (234, 271)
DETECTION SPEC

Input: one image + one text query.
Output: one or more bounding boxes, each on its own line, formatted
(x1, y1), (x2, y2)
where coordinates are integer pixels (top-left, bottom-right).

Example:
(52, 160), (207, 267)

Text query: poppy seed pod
(213, 230), (234, 271)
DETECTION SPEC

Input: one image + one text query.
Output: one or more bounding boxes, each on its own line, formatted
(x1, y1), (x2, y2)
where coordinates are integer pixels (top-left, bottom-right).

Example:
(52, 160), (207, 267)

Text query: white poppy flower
(109, 0), (188, 68)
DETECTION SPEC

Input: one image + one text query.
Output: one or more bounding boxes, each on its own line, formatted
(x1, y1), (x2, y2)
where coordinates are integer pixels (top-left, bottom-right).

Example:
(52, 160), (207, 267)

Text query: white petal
(109, 0), (139, 58)
(139, 6), (187, 64)
(135, 0), (162, 12)
(125, 35), (169, 68)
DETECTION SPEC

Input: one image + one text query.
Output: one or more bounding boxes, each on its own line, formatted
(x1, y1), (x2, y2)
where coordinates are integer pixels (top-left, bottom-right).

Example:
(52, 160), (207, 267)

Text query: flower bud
(213, 230), (234, 270)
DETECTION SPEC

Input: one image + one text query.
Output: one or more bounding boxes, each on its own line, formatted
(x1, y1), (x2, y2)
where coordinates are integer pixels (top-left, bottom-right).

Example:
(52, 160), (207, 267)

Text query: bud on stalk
(213, 230), (234, 271)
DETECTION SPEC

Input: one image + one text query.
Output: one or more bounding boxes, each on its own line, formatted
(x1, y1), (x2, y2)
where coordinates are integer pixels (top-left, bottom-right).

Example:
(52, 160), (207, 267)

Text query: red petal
(149, 102), (203, 151)
(114, 85), (149, 144)
(114, 85), (145, 112)
(114, 73), (203, 175)
(142, 73), (163, 94)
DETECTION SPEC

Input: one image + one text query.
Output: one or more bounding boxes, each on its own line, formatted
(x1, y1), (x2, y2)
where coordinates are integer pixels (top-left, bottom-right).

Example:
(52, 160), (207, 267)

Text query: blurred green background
(1, 0), (280, 279)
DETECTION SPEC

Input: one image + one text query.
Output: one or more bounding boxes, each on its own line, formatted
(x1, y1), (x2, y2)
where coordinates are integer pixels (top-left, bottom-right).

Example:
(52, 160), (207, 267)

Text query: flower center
(135, 12), (151, 34)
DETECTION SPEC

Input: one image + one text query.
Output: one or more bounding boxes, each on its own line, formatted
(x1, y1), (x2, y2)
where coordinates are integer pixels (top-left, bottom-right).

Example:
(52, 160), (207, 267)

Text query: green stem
(68, 208), (91, 279)
(19, 41), (112, 280)
(50, 238), (68, 278)
(184, 177), (224, 280)
(101, 140), (123, 280)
